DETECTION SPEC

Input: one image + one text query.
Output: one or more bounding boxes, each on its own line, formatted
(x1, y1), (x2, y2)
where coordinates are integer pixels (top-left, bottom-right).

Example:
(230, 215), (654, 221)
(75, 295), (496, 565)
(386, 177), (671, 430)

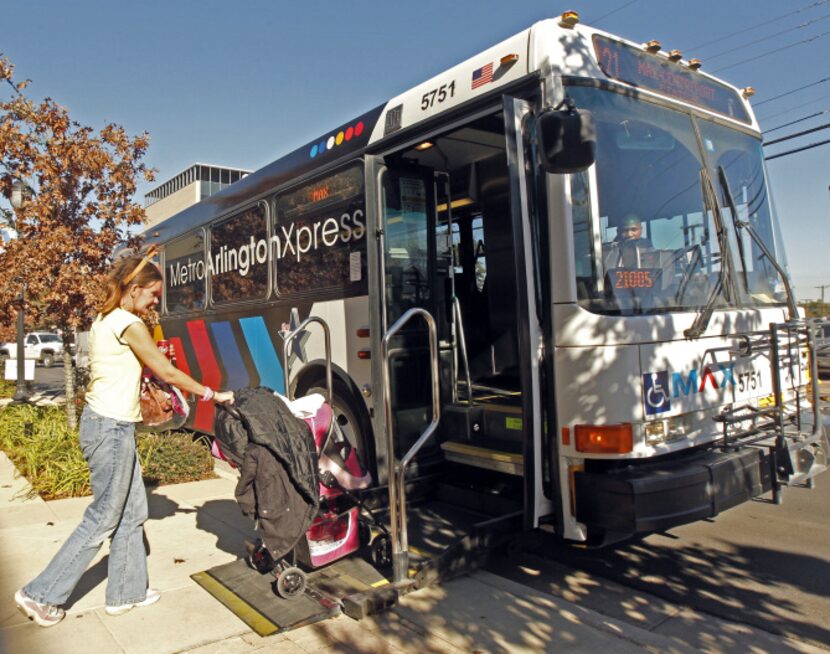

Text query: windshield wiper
(684, 167), (737, 339)
(716, 165), (798, 320)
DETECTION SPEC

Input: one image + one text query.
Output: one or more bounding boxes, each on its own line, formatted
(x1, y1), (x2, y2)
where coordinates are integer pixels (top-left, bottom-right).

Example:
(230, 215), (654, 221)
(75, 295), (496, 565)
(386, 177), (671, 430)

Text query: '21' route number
(421, 81), (456, 110)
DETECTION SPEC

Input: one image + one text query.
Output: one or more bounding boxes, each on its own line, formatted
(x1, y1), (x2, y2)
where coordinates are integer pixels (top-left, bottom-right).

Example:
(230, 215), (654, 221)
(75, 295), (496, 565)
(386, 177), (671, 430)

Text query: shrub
(137, 431), (215, 485)
(0, 404), (215, 499)
(0, 404), (90, 499)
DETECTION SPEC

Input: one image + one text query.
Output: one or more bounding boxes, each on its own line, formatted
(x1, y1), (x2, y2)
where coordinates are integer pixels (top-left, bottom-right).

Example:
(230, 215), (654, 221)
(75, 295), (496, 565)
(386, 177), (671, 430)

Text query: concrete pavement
(0, 450), (824, 653)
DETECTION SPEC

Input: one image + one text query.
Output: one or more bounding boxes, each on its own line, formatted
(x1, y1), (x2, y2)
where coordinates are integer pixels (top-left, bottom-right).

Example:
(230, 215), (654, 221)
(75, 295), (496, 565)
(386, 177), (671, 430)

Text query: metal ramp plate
(192, 556), (389, 636)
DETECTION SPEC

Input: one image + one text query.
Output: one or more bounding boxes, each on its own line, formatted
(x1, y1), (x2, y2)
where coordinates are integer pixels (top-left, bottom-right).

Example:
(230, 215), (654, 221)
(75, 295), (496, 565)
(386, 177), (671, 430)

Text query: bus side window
(165, 230), (207, 314)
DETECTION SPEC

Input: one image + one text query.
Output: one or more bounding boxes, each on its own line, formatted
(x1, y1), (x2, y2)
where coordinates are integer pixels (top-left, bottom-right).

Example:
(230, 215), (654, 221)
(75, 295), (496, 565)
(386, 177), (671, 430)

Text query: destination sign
(592, 35), (750, 124)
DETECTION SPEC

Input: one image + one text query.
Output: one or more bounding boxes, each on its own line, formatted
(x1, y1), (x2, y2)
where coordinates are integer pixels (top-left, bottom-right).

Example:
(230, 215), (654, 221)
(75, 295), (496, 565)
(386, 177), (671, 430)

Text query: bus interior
(378, 109), (532, 519)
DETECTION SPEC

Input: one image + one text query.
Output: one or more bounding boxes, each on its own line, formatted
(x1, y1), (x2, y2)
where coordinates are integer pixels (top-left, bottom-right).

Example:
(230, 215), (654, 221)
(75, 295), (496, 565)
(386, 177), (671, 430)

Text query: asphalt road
(488, 455), (830, 650)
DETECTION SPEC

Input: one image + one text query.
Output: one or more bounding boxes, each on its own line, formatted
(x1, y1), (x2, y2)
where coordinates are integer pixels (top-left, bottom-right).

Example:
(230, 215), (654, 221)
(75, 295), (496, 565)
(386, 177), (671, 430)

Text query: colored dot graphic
(309, 121), (366, 158)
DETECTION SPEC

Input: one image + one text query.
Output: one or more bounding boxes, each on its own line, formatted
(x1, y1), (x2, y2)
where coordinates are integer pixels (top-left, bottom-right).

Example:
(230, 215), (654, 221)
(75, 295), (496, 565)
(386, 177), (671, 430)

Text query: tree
(0, 55), (154, 427)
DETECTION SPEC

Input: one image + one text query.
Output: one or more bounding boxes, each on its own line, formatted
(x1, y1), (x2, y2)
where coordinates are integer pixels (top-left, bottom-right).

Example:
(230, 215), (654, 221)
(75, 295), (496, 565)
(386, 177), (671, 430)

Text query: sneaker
(14, 588), (65, 627)
(105, 588), (161, 616)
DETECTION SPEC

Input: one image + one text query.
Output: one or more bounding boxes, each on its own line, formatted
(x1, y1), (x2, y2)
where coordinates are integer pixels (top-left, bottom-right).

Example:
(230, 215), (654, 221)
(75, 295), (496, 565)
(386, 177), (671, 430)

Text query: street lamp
(9, 180), (32, 403)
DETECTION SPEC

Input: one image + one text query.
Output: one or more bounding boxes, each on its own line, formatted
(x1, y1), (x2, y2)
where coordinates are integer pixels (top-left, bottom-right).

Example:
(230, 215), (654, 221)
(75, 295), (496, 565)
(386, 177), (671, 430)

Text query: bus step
(440, 440), (523, 475)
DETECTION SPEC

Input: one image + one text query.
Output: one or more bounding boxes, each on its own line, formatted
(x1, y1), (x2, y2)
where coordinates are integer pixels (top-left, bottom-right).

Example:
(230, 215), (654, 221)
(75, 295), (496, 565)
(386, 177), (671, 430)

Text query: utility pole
(816, 284), (830, 308)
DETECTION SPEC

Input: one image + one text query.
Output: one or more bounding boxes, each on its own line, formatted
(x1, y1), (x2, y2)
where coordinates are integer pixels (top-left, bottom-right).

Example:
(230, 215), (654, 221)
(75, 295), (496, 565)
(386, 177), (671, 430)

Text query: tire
(40, 352), (55, 368)
(308, 380), (372, 479)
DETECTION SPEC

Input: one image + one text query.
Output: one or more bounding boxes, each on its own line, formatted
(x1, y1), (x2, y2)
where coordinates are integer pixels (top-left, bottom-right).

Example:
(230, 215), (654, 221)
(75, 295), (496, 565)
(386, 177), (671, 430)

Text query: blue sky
(4, 0), (829, 299)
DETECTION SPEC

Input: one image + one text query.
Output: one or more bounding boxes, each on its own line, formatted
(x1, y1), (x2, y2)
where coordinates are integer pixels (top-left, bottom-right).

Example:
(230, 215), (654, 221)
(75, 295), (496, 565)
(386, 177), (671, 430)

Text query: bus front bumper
(573, 446), (774, 538)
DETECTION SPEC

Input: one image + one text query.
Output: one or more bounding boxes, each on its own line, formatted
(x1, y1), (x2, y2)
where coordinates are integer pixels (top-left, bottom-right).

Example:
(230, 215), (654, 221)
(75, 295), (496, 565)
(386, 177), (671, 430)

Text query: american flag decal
(471, 62), (494, 89)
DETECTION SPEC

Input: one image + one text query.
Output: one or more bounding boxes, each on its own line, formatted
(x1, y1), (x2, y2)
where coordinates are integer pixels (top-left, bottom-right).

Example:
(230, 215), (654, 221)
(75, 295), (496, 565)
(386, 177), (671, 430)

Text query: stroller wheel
(370, 534), (392, 569)
(276, 566), (306, 600)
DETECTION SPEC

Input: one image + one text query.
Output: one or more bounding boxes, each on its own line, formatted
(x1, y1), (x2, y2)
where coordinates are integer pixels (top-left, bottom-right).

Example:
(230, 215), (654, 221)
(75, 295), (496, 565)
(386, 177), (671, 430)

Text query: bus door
(367, 161), (449, 485)
(503, 95), (549, 528)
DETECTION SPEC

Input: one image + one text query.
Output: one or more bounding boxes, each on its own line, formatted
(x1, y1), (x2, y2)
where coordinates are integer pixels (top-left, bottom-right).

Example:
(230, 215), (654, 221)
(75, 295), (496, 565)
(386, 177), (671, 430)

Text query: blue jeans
(24, 406), (149, 607)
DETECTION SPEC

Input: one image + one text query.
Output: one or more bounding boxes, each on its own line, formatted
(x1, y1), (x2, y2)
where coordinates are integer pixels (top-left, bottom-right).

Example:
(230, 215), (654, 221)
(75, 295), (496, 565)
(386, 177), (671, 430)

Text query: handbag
(138, 374), (189, 432)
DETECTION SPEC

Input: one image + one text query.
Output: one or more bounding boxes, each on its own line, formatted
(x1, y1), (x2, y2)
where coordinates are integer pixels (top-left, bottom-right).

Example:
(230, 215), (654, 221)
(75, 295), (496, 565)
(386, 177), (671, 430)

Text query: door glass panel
(382, 174), (432, 320)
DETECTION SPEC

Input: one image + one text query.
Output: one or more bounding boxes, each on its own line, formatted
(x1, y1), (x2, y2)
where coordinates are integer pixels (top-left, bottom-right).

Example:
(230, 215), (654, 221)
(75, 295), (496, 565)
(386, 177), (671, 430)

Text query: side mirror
(538, 107), (596, 174)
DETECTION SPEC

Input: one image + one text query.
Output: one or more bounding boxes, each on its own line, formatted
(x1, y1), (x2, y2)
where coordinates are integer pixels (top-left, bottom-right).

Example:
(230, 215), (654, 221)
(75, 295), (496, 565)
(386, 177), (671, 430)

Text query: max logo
(643, 364), (736, 416)
(671, 364), (735, 397)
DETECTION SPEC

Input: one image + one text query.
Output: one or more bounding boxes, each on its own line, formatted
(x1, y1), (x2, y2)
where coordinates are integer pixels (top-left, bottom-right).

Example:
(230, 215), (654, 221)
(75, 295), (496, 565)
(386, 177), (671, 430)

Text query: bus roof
(143, 16), (755, 246)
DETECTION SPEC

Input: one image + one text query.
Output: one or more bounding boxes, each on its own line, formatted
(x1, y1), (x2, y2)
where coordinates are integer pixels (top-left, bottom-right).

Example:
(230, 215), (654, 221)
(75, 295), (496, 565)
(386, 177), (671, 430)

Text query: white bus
(145, 12), (827, 579)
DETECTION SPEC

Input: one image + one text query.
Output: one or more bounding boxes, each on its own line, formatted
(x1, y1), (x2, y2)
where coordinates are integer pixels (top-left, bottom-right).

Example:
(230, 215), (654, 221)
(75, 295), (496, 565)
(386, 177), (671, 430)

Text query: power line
(765, 137), (830, 160)
(685, 0), (829, 52)
(765, 108), (830, 133)
(712, 29), (830, 73)
(705, 13), (830, 61)
(588, 0), (641, 26)
(757, 91), (830, 121)
(763, 121), (830, 146)
(754, 77), (830, 106)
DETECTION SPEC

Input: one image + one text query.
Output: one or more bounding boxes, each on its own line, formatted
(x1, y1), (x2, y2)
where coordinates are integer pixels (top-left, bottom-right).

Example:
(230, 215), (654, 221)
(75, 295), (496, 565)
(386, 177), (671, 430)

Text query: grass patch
(0, 380), (17, 399)
(0, 404), (215, 500)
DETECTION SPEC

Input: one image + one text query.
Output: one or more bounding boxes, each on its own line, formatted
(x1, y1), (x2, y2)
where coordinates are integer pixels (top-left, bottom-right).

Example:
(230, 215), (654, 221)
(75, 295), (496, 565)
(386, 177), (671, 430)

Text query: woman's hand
(214, 390), (234, 404)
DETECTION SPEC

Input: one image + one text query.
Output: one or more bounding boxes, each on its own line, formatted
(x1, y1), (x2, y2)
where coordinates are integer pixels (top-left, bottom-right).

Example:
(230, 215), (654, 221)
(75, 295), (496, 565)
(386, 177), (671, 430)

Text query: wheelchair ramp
(192, 556), (389, 636)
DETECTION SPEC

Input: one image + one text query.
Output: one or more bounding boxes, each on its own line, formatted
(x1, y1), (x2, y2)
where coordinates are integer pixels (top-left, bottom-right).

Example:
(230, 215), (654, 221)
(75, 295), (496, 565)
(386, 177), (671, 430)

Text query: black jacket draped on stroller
(214, 387), (320, 560)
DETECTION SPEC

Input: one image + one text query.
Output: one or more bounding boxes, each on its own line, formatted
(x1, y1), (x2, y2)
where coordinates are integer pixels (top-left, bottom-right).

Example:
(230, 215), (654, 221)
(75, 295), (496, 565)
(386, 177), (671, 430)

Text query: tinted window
(210, 202), (269, 304)
(165, 231), (207, 313)
(273, 165), (366, 296)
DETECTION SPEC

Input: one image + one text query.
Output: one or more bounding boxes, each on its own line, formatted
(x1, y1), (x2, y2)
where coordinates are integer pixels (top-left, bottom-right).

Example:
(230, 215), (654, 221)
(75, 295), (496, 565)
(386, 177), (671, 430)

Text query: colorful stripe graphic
(168, 336), (191, 398)
(239, 316), (284, 394)
(186, 320), (222, 432)
(209, 321), (249, 391)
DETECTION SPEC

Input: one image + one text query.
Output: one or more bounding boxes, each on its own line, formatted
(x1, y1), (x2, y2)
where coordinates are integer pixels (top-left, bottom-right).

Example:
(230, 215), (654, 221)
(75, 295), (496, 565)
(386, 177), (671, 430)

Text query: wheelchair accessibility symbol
(643, 371), (671, 415)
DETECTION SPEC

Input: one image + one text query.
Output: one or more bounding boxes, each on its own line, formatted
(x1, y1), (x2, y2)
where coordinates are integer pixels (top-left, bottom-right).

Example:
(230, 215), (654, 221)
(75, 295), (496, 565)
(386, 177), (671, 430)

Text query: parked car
(0, 331), (64, 367)
(816, 322), (830, 380)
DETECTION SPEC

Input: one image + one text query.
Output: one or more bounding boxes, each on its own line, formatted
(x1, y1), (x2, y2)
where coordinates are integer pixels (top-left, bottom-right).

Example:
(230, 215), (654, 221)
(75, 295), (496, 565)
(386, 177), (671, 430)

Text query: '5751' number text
(421, 81), (456, 110)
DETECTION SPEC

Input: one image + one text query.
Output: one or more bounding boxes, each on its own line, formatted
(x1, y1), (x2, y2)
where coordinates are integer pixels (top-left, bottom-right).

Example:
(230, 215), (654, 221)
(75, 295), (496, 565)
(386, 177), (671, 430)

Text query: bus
(144, 11), (828, 581)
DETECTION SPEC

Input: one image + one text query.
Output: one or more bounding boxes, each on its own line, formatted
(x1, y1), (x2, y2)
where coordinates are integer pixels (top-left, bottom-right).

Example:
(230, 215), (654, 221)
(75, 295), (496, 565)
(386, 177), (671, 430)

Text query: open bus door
(503, 95), (552, 529)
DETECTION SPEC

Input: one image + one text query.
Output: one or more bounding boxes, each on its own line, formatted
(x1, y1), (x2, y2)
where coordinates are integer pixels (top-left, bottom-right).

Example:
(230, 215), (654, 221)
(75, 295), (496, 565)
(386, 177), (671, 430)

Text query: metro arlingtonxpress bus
(144, 12), (828, 587)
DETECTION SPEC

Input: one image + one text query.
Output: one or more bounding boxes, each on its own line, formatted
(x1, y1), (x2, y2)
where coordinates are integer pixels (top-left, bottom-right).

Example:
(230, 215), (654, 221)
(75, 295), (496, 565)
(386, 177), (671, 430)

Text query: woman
(15, 248), (233, 627)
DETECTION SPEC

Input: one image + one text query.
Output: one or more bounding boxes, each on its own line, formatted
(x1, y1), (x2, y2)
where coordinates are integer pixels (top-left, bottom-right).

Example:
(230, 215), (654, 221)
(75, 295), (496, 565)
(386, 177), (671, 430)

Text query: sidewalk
(0, 450), (823, 654)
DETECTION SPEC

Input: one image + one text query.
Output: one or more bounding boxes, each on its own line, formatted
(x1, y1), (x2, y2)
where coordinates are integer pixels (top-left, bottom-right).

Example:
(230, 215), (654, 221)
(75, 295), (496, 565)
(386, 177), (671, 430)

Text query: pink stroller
(214, 393), (376, 599)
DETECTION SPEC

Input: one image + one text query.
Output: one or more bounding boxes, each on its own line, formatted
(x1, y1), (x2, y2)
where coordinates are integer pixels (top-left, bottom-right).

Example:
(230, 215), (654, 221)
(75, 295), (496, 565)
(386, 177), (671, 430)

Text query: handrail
(282, 315), (332, 404)
(451, 296), (473, 405)
(381, 307), (440, 584)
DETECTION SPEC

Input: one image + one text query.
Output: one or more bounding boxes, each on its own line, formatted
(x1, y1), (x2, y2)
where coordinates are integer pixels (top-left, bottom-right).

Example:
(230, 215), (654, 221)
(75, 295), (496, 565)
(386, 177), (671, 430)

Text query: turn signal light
(559, 11), (579, 28)
(575, 423), (633, 454)
(741, 86), (755, 99)
(668, 50), (682, 62)
(688, 59), (702, 70)
(645, 40), (661, 54)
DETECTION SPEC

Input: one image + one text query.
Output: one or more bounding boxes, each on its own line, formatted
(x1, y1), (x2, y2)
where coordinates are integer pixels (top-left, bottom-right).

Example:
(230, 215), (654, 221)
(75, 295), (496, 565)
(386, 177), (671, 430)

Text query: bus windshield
(568, 84), (787, 316)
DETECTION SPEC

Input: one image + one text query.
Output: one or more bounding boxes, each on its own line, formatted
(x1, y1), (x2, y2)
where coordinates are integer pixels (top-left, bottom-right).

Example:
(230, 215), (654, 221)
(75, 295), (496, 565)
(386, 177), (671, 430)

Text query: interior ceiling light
(414, 141), (434, 151)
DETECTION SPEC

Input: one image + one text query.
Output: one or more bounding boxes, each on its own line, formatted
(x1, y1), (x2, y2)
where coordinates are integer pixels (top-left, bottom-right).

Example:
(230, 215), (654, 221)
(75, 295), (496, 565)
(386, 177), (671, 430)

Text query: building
(143, 163), (251, 227)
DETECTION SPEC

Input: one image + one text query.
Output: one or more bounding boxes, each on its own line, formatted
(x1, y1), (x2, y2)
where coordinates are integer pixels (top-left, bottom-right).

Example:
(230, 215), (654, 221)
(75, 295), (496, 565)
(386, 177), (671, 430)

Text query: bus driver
(604, 214), (653, 269)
